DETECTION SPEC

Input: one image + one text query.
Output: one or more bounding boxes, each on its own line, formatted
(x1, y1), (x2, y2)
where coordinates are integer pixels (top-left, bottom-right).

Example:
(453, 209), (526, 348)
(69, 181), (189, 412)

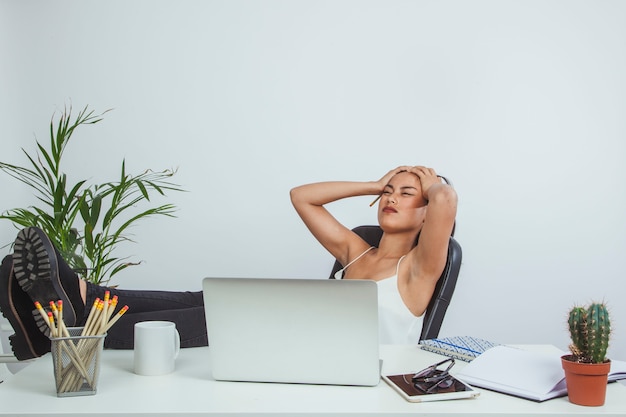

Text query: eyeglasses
(409, 358), (456, 393)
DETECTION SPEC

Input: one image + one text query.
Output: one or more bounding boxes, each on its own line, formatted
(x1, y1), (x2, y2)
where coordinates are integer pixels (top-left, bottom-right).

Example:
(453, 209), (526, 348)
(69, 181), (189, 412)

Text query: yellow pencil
(57, 300), (70, 338)
(101, 305), (129, 334)
(107, 295), (119, 321)
(47, 311), (57, 337)
(84, 299), (104, 336)
(49, 302), (62, 338)
(49, 301), (57, 317)
(81, 298), (101, 336)
(57, 301), (64, 338)
(100, 291), (110, 332)
(34, 301), (51, 329)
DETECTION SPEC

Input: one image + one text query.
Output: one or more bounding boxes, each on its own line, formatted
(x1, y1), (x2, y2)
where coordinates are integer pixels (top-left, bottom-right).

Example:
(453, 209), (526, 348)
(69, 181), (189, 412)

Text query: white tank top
(334, 247), (424, 344)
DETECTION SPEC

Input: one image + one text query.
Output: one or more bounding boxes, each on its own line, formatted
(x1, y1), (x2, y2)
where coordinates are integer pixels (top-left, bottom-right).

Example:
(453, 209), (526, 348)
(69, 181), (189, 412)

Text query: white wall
(1, 0), (625, 358)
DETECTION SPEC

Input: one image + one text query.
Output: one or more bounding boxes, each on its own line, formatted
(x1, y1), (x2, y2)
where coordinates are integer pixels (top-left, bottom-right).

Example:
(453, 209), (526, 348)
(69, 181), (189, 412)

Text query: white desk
(0, 345), (625, 416)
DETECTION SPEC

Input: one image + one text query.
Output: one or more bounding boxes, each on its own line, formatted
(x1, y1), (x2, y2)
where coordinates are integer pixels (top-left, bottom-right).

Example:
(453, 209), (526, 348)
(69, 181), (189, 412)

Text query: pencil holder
(50, 327), (106, 397)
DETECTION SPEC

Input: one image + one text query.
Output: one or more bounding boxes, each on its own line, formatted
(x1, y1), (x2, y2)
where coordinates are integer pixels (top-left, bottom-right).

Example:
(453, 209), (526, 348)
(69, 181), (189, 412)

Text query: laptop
(202, 277), (380, 386)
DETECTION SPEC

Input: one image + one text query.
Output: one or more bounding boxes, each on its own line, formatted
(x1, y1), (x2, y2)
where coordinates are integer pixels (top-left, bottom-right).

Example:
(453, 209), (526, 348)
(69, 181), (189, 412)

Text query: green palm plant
(0, 105), (183, 285)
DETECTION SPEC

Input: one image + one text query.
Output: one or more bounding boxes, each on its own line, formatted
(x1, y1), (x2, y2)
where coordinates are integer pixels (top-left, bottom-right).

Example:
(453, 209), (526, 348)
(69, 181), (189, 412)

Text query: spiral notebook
(419, 336), (500, 362)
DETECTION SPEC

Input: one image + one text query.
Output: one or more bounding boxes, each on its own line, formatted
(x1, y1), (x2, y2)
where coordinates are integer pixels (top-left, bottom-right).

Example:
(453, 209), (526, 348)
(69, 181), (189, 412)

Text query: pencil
(101, 305), (129, 333)
(57, 300), (68, 338)
(107, 295), (118, 321)
(49, 302), (58, 338)
(84, 299), (104, 336)
(34, 301), (51, 329)
(369, 194), (381, 207)
(81, 298), (101, 336)
(47, 311), (57, 337)
(100, 291), (110, 332)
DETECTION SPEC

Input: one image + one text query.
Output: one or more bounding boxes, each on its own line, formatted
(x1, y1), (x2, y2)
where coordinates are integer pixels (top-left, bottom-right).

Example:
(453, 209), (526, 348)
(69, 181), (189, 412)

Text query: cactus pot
(561, 355), (611, 406)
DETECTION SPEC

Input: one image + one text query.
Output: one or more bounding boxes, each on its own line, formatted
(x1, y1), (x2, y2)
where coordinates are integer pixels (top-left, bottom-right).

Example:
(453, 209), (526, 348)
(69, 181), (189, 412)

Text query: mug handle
(174, 328), (181, 359)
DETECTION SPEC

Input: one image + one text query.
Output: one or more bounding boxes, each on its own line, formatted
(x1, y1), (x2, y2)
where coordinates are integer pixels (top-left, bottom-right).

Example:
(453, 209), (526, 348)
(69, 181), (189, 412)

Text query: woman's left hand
(408, 166), (441, 200)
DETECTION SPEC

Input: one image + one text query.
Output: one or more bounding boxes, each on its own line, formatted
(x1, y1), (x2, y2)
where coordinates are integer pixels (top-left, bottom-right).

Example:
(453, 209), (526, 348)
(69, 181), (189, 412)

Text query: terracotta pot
(561, 355), (611, 406)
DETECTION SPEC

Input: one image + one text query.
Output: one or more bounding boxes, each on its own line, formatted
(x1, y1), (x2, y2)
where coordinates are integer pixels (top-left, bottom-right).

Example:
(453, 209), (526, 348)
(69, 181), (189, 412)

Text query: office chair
(329, 225), (462, 341)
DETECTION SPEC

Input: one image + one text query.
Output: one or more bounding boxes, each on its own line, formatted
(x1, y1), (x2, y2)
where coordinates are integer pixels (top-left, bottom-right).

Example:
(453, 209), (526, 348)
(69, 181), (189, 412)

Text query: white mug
(133, 321), (181, 376)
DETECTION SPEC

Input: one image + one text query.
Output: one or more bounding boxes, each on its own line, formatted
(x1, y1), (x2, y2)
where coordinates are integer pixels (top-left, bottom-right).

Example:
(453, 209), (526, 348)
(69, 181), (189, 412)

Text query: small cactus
(567, 302), (611, 364)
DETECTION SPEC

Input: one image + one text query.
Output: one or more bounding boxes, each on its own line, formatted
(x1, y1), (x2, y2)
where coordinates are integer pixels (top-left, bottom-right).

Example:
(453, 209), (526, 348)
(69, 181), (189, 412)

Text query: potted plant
(561, 302), (612, 406)
(0, 105), (184, 285)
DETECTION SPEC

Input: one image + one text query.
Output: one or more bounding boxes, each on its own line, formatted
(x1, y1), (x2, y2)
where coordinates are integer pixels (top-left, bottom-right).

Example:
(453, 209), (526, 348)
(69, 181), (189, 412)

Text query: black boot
(12, 227), (84, 328)
(0, 255), (51, 360)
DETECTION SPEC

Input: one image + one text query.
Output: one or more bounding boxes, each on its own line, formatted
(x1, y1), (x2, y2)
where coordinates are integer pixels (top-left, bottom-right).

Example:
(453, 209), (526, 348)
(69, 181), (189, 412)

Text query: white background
(1, 0), (624, 358)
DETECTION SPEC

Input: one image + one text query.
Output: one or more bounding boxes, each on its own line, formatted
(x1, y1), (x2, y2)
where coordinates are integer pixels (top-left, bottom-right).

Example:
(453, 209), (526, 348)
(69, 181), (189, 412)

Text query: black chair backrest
(329, 225), (462, 341)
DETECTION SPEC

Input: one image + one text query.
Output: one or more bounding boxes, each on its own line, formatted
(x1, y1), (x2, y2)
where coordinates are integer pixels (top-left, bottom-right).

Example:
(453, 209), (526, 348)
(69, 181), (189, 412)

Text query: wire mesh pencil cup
(50, 327), (106, 397)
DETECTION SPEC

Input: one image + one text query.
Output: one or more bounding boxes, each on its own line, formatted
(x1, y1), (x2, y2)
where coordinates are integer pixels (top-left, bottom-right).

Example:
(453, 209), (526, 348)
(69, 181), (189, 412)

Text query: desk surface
(0, 344), (625, 416)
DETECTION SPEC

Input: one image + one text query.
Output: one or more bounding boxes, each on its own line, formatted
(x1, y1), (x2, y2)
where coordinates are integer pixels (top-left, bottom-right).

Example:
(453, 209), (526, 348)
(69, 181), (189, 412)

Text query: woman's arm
(290, 167), (411, 266)
(404, 167), (458, 311)
(290, 181), (377, 266)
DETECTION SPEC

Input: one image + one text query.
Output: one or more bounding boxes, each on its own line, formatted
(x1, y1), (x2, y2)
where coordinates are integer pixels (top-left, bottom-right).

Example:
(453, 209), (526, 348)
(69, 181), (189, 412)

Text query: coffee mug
(133, 321), (181, 376)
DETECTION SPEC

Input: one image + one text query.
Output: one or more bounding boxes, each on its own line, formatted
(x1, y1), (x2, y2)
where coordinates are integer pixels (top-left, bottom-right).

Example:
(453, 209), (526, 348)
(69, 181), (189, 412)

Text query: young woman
(290, 166), (457, 344)
(0, 165), (456, 360)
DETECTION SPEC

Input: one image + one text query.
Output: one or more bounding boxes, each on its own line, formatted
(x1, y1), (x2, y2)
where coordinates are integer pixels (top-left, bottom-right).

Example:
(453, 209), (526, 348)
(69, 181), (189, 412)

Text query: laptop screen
(202, 277), (380, 386)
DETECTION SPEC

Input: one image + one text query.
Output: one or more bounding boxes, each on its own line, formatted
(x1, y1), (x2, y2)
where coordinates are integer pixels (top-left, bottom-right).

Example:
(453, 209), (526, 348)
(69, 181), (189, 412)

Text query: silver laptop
(202, 277), (380, 386)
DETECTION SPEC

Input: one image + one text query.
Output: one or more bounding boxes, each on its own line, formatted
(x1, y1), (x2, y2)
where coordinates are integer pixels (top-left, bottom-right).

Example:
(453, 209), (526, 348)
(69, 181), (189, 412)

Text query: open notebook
(456, 345), (626, 402)
(202, 277), (381, 386)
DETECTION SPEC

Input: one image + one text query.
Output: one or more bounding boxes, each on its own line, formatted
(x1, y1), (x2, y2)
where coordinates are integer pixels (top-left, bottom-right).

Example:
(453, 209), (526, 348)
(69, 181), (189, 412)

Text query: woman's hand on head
(375, 166), (412, 191)
(408, 166), (441, 200)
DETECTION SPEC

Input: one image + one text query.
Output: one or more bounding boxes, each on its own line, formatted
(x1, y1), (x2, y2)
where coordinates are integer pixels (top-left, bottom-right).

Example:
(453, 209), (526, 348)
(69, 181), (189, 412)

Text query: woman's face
(377, 171), (428, 232)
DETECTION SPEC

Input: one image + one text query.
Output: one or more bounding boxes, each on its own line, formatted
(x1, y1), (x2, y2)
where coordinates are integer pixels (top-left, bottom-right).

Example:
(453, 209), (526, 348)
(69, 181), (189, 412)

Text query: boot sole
(0, 257), (48, 360)
(12, 227), (77, 327)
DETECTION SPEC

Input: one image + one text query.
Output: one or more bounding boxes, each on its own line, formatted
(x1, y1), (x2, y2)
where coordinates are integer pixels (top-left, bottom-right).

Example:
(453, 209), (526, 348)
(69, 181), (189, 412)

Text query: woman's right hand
(375, 166), (412, 192)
